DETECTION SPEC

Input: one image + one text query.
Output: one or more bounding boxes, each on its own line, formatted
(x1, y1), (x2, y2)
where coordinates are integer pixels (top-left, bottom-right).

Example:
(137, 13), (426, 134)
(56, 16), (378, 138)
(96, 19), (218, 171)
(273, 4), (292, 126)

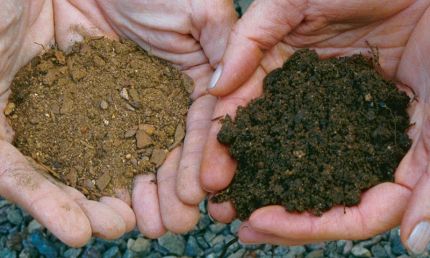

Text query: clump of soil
(215, 49), (411, 220)
(6, 37), (192, 199)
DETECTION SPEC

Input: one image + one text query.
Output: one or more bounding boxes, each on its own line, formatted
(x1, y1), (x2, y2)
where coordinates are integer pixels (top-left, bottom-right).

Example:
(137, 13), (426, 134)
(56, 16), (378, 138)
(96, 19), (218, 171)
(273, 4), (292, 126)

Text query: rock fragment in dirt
(65, 168), (78, 187)
(4, 102), (15, 115)
(96, 172), (111, 191)
(139, 124), (155, 135)
(151, 149), (167, 167)
(136, 130), (153, 149)
(171, 123), (185, 148)
(100, 100), (109, 110)
(124, 128), (137, 138)
(120, 88), (129, 100)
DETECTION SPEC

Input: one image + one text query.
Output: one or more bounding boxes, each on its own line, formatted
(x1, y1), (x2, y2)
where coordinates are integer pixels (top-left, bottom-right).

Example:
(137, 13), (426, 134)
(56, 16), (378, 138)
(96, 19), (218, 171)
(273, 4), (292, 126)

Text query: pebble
(0, 199), (10, 208)
(157, 232), (185, 255)
(6, 208), (22, 225)
(63, 248), (82, 258)
(209, 223), (227, 234)
(390, 230), (407, 255)
(27, 220), (43, 233)
(150, 149), (167, 167)
(4, 102), (15, 116)
(96, 172), (111, 191)
(124, 128), (137, 138)
(82, 246), (101, 258)
(305, 249), (324, 258)
(371, 244), (388, 257)
(130, 237), (150, 253)
(0, 248), (16, 258)
(351, 246), (372, 257)
(100, 100), (109, 110)
(139, 124), (156, 135)
(120, 88), (130, 100)
(342, 240), (353, 255)
(185, 236), (203, 257)
(274, 246), (289, 255)
(136, 130), (152, 149)
(228, 248), (246, 258)
(229, 219), (241, 234)
(102, 246), (119, 258)
(29, 231), (58, 258)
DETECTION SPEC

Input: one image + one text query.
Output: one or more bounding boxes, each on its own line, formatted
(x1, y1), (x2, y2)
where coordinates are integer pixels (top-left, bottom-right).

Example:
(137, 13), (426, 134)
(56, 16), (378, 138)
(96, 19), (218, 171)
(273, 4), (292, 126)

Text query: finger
(176, 95), (216, 205)
(0, 141), (91, 247)
(133, 174), (166, 239)
(401, 169), (430, 254)
(158, 148), (200, 234)
(76, 199), (126, 240)
(208, 0), (305, 95)
(207, 198), (236, 224)
(248, 183), (410, 241)
(100, 196), (136, 232)
(238, 222), (314, 246)
(201, 68), (265, 192)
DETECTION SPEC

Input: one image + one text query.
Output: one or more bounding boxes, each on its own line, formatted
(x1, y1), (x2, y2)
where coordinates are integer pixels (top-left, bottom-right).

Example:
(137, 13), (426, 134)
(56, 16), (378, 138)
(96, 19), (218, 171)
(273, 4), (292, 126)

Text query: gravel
(1, 197), (427, 258)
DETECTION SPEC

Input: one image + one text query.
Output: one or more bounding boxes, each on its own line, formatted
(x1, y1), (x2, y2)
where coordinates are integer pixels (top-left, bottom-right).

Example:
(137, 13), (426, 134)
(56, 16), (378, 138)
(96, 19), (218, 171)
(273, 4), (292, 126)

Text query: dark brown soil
(215, 49), (411, 220)
(6, 37), (192, 199)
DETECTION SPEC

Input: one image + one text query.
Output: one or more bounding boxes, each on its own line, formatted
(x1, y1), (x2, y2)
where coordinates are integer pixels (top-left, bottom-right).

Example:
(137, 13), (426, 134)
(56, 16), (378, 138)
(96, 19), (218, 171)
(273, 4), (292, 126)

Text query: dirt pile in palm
(6, 37), (192, 199)
(215, 49), (411, 220)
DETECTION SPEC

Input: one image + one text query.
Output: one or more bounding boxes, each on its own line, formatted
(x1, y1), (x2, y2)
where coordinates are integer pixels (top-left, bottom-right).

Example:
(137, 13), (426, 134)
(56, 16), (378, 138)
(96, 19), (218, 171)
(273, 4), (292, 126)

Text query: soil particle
(7, 37), (191, 199)
(215, 49), (411, 219)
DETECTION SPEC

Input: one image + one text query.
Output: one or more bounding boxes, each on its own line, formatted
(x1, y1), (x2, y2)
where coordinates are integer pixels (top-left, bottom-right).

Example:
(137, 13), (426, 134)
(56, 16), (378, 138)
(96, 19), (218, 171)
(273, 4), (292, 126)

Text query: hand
(0, 0), (135, 247)
(0, 0), (237, 246)
(201, 0), (430, 254)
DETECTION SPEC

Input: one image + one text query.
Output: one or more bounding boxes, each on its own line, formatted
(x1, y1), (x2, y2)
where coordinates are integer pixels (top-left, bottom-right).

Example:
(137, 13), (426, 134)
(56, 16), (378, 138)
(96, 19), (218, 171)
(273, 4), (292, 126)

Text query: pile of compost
(215, 49), (411, 219)
(6, 38), (192, 199)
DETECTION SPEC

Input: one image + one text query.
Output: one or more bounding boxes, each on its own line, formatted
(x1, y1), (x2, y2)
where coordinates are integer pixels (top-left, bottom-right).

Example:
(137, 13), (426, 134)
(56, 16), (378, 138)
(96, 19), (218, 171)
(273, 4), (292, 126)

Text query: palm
(202, 0), (430, 245)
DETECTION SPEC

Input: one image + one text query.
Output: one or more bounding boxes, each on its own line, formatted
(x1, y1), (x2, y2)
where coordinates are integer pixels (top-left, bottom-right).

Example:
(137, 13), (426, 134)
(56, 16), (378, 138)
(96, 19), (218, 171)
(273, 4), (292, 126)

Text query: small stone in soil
(136, 130), (153, 149)
(151, 149), (167, 167)
(124, 128), (137, 138)
(96, 172), (111, 191)
(139, 124), (156, 135)
(100, 100), (108, 110)
(4, 103), (15, 116)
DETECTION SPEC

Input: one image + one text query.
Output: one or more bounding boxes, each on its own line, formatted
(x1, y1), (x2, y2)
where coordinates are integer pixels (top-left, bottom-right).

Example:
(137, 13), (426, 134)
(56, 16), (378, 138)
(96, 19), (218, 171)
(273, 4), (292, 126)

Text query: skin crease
(0, 0), (236, 247)
(201, 0), (430, 251)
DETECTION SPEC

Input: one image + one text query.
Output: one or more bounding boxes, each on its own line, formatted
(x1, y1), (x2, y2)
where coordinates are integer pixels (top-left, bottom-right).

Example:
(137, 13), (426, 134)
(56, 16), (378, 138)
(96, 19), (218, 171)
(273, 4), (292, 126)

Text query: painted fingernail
(209, 64), (223, 89)
(408, 221), (430, 254)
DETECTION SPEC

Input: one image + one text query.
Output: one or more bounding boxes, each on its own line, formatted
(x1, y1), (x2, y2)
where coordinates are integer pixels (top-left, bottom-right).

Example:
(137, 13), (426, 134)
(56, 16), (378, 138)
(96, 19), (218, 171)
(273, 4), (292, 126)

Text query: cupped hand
(0, 0), (237, 246)
(201, 0), (430, 254)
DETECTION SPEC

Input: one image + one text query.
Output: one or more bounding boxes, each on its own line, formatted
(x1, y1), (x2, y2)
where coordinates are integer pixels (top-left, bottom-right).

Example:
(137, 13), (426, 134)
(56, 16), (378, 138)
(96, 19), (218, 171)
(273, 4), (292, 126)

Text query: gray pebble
(209, 223), (227, 234)
(0, 200), (10, 208)
(102, 246), (119, 258)
(63, 248), (82, 258)
(306, 242), (326, 251)
(289, 246), (305, 255)
(343, 240), (353, 255)
(390, 230), (407, 255)
(122, 250), (135, 258)
(305, 249), (324, 258)
(358, 235), (382, 248)
(185, 236), (202, 257)
(198, 215), (211, 230)
(130, 237), (150, 253)
(199, 201), (207, 214)
(0, 248), (16, 258)
(204, 231), (216, 243)
(371, 244), (388, 257)
(228, 248), (245, 258)
(158, 232), (185, 255)
(196, 235), (209, 249)
(210, 235), (225, 246)
(351, 246), (372, 257)
(27, 220), (43, 233)
(229, 219), (241, 234)
(6, 208), (22, 225)
(274, 246), (289, 255)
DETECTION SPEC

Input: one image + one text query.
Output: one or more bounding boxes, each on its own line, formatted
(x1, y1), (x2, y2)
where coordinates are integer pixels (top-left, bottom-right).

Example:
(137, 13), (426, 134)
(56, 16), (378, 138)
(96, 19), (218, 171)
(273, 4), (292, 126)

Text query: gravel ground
(1, 1), (429, 257)
(0, 197), (429, 258)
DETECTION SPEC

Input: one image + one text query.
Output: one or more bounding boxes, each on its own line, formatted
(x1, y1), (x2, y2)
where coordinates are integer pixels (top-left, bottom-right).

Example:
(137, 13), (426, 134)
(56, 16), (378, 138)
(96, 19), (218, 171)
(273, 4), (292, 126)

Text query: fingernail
(209, 64), (223, 89)
(408, 221), (430, 254)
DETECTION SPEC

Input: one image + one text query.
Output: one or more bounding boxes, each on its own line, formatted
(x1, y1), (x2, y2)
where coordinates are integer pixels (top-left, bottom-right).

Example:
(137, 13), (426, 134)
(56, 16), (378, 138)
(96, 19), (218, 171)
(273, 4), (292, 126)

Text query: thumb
(401, 170), (430, 255)
(208, 0), (305, 96)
